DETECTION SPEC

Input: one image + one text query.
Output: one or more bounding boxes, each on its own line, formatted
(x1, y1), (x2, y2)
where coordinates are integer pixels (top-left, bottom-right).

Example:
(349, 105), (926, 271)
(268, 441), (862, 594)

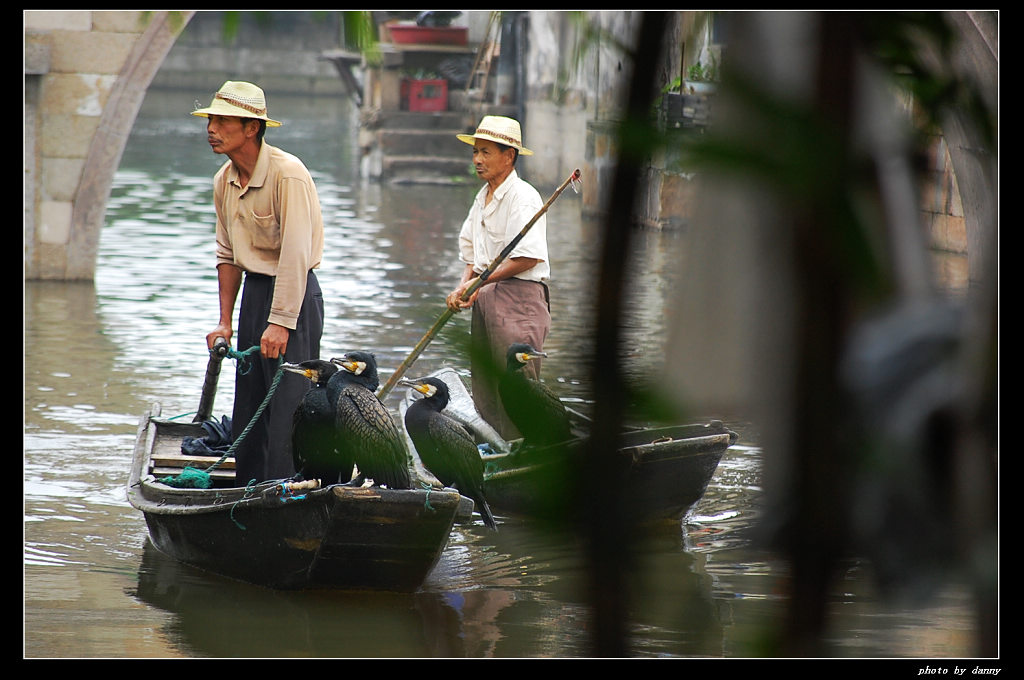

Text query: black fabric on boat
(181, 416), (234, 457)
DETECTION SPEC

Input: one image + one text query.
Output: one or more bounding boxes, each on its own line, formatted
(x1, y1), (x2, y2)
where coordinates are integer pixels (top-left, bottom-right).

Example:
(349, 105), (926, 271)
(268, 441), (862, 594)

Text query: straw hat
(456, 115), (533, 156)
(191, 81), (282, 127)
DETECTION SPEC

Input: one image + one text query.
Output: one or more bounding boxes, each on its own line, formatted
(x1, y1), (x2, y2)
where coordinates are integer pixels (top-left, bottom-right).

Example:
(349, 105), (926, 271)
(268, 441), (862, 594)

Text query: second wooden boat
(399, 368), (737, 523)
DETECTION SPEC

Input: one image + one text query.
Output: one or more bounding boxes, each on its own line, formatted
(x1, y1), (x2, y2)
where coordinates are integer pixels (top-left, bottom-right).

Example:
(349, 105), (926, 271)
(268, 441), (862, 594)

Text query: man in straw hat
(446, 115), (551, 439)
(193, 81), (326, 484)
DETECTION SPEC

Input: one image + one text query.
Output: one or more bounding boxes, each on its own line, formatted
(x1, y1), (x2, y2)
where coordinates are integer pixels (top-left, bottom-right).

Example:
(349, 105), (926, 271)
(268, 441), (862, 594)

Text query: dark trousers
(232, 271), (324, 484)
(470, 278), (551, 440)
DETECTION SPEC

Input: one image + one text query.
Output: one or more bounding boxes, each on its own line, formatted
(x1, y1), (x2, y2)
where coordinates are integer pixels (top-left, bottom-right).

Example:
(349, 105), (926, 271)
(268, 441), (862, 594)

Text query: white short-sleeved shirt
(458, 170), (549, 282)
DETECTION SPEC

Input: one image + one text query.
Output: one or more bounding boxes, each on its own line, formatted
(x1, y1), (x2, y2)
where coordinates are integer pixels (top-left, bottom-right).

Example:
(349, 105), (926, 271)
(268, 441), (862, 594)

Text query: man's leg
(266, 271), (324, 480)
(232, 272), (324, 483)
(471, 279), (550, 440)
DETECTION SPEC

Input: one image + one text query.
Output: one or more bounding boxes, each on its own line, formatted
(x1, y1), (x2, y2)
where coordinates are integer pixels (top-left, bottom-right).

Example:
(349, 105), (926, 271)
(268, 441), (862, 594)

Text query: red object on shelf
(405, 79), (448, 112)
(389, 25), (468, 46)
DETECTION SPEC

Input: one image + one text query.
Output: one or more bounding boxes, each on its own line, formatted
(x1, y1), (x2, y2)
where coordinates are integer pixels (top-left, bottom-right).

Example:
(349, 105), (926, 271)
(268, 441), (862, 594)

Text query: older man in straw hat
(446, 115), (551, 439)
(193, 81), (326, 484)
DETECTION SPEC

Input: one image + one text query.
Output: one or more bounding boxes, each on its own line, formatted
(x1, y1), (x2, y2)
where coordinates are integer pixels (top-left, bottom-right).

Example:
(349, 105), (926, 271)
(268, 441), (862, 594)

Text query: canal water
(24, 90), (978, 659)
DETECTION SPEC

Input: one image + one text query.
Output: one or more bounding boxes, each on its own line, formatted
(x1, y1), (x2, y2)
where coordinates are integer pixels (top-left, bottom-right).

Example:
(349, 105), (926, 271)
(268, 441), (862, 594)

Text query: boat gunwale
(486, 427), (736, 470)
(128, 403), (462, 517)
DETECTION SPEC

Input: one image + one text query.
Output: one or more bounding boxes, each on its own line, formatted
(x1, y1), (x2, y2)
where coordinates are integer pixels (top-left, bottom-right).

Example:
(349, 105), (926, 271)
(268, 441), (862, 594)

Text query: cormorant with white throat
(402, 376), (497, 530)
(280, 359), (354, 485)
(499, 342), (573, 449)
(329, 352), (411, 490)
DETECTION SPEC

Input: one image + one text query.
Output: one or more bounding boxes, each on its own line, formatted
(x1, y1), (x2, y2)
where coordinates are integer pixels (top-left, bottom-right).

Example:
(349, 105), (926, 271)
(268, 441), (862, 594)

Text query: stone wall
(25, 10), (185, 280)
(523, 11), (641, 192)
(150, 11), (345, 96)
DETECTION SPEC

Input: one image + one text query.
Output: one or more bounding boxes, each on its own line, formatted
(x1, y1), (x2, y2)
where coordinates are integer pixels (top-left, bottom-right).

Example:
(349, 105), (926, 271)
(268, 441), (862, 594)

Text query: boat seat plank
(147, 430), (237, 482)
(151, 465), (236, 481)
(151, 453), (237, 470)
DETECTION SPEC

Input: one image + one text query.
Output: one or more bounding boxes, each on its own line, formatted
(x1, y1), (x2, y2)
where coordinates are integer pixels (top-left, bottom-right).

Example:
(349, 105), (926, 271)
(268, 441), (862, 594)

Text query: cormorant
(401, 377), (498, 531)
(280, 359), (354, 485)
(499, 342), (573, 449)
(329, 352), (411, 490)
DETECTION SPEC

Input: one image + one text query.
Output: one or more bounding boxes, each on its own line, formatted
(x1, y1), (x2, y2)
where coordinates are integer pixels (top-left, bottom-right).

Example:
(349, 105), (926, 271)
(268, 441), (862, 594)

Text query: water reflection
(133, 541), (442, 658)
(128, 518), (724, 658)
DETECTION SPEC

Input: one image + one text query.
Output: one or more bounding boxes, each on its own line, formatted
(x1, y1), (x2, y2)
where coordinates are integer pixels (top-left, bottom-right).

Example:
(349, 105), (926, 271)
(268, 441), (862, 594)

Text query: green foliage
(341, 10), (380, 64)
(662, 76), (684, 94)
(139, 10), (190, 35)
(218, 11), (275, 43)
(860, 11), (996, 149)
(686, 59), (717, 83)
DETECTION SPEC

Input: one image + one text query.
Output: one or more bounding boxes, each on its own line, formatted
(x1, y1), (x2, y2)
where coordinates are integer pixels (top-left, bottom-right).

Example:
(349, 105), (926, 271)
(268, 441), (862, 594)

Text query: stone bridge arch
(24, 10), (194, 280)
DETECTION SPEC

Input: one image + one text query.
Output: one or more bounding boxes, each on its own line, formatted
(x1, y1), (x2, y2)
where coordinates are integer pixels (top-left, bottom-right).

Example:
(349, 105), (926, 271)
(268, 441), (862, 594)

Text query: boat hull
(483, 423), (735, 522)
(128, 405), (461, 591)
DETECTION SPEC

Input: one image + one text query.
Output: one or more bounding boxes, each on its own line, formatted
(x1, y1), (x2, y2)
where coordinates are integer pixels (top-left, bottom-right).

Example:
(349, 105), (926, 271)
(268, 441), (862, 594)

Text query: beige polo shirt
(214, 142), (324, 330)
(458, 169), (550, 282)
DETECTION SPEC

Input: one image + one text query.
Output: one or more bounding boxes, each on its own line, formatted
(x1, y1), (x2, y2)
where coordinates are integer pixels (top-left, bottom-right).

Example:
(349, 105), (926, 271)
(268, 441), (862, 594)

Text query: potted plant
(684, 59), (718, 94)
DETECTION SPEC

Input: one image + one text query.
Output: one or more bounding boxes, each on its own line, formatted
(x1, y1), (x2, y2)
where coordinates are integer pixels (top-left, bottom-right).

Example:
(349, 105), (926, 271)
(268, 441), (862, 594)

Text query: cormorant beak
(398, 379), (435, 398)
(280, 363), (314, 380)
(516, 350), (548, 364)
(331, 357), (366, 375)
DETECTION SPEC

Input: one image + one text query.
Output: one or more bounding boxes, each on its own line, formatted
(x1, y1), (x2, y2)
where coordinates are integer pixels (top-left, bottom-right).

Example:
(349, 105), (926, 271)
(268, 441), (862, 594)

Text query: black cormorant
(499, 342), (573, 448)
(280, 359), (354, 485)
(329, 352), (411, 490)
(402, 377), (498, 531)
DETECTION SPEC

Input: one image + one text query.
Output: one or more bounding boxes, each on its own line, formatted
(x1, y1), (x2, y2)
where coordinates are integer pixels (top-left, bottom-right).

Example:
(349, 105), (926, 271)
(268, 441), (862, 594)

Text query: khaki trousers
(470, 278), (551, 440)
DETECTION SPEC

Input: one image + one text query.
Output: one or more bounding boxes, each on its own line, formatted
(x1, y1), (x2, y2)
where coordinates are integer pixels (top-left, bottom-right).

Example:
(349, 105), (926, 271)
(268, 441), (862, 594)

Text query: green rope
(159, 346), (285, 489)
(229, 479), (259, 530)
(226, 344), (263, 375)
(418, 480), (436, 513)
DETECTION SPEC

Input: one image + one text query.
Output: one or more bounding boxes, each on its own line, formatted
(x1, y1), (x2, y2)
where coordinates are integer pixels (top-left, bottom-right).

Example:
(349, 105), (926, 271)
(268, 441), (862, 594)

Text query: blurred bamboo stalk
(664, 10), (997, 656)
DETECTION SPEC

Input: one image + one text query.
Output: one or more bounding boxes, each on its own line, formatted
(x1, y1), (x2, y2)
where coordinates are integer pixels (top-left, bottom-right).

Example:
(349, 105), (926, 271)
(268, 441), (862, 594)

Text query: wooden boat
(398, 368), (738, 523)
(127, 402), (464, 591)
(480, 421), (737, 522)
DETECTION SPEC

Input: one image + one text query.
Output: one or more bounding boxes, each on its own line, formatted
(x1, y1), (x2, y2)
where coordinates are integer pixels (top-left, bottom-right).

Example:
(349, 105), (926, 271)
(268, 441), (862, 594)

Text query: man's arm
(445, 257), (540, 311)
(207, 263), (242, 349)
(263, 173), (322, 358)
